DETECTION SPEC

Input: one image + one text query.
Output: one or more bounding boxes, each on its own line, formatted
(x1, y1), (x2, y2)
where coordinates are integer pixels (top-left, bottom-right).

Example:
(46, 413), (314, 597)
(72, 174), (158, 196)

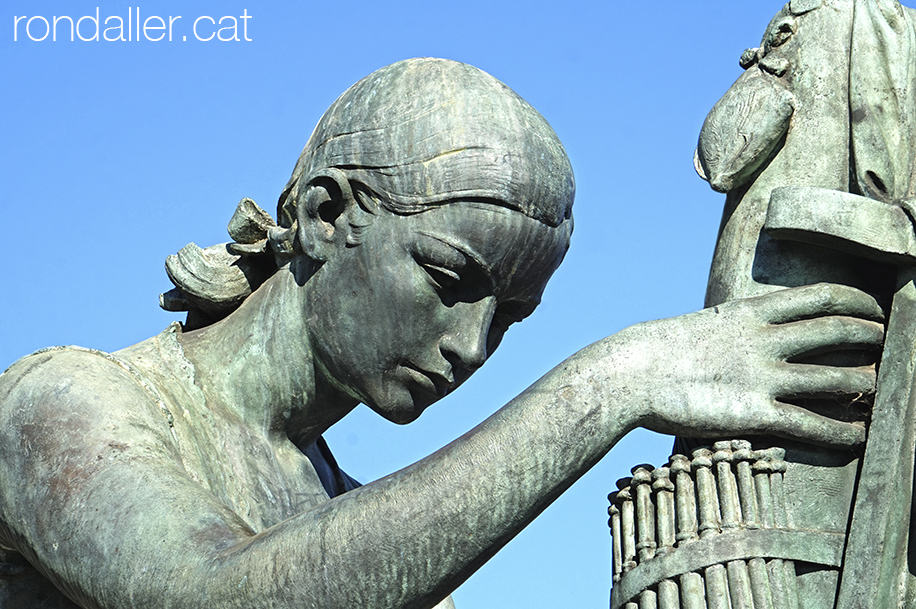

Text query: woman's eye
(422, 263), (461, 290)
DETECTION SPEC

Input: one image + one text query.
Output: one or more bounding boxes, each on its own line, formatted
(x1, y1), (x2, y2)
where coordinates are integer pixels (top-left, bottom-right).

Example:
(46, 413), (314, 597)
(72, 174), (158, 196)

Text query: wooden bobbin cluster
(608, 440), (805, 609)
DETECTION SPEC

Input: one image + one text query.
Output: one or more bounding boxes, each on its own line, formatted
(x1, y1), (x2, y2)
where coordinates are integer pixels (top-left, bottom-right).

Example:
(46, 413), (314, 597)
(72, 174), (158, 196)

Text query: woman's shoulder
(2, 345), (144, 399)
(0, 345), (173, 438)
(0, 345), (185, 562)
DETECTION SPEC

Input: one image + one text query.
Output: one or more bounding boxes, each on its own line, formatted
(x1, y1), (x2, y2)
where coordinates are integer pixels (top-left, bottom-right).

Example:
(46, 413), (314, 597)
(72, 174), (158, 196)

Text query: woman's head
(162, 60), (575, 403)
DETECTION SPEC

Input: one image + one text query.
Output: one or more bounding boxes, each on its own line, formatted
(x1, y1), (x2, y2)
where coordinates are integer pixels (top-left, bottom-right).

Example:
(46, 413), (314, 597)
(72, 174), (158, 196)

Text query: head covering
(279, 58), (575, 228)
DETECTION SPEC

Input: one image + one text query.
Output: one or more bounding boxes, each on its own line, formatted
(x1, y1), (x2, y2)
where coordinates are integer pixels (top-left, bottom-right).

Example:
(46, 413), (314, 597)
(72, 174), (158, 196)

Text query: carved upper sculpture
(687, 1), (916, 606)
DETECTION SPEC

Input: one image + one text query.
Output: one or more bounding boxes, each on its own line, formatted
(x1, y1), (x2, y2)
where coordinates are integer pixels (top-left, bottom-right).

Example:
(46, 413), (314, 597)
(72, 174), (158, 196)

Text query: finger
(773, 362), (877, 400)
(768, 316), (885, 360)
(759, 283), (884, 325)
(763, 401), (867, 447)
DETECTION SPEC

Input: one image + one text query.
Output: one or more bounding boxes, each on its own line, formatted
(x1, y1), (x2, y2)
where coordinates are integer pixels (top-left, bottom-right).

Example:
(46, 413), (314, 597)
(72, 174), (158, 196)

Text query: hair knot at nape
(160, 198), (290, 329)
(279, 58), (575, 228)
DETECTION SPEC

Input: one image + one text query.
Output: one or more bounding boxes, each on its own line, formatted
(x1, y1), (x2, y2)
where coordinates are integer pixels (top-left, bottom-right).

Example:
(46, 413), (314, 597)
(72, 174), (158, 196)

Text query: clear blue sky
(1, 2), (790, 607)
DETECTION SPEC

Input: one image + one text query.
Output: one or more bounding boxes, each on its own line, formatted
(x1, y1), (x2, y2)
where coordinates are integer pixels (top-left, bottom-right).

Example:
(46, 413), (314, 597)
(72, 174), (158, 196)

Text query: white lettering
(13, 15), (26, 42)
(217, 16), (239, 42)
(240, 10), (252, 42)
(168, 15), (182, 42)
(143, 15), (166, 42)
(26, 16), (49, 42)
(13, 10), (252, 44)
(193, 15), (215, 41)
(103, 16), (125, 42)
(52, 15), (73, 42)
(76, 8), (100, 42)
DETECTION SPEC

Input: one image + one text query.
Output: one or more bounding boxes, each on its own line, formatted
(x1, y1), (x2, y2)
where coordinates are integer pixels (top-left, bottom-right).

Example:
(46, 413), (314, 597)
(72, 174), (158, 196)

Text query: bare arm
(0, 284), (882, 609)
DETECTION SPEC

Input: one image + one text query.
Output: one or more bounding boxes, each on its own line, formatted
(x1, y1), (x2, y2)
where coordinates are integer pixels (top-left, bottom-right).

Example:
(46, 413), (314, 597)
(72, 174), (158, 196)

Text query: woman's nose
(439, 296), (497, 371)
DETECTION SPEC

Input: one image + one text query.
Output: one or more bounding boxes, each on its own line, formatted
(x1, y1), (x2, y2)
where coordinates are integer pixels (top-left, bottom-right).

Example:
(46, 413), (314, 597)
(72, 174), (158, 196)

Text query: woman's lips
(400, 363), (452, 398)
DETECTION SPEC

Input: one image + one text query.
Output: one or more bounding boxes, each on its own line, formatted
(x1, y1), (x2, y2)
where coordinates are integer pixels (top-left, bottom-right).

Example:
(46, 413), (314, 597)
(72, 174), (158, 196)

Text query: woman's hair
(160, 58), (575, 329)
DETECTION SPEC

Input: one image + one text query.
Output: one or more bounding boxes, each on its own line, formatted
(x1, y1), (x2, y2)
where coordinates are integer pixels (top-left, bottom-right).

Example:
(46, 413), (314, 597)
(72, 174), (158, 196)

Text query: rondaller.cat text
(12, 7), (253, 43)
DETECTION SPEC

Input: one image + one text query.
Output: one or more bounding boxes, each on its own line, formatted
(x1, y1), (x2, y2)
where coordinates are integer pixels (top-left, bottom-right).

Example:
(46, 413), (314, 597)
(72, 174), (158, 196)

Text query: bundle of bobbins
(607, 440), (846, 609)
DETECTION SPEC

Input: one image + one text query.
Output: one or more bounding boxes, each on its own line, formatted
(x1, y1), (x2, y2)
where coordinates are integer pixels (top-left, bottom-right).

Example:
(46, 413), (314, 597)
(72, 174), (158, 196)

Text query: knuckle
(791, 282), (833, 311)
(814, 282), (839, 306)
(809, 283), (873, 315)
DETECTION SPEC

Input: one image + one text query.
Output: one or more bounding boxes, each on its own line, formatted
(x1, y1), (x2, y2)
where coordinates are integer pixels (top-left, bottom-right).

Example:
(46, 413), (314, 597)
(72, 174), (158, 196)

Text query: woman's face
(304, 201), (570, 424)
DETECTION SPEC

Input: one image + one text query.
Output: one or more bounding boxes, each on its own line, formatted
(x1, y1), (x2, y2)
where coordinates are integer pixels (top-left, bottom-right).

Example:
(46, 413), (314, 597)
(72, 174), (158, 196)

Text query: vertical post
(752, 451), (774, 529)
(609, 493), (623, 585)
(837, 276), (916, 609)
(669, 454), (697, 545)
(732, 441), (758, 528)
(653, 467), (676, 554)
(653, 467), (680, 609)
(712, 442), (740, 530)
(692, 448), (722, 609)
(632, 465), (657, 563)
(692, 449), (720, 539)
(767, 450), (798, 609)
(754, 451), (783, 608)
(680, 571), (708, 609)
(633, 465), (658, 609)
(617, 478), (637, 574)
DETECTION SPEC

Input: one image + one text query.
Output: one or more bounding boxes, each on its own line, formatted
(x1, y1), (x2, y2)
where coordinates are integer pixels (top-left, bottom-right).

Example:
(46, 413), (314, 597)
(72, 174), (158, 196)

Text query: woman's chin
(367, 384), (437, 425)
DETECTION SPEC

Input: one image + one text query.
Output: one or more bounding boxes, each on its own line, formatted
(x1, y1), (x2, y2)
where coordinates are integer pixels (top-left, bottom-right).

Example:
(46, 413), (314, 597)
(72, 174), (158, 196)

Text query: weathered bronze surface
(0, 56), (888, 609)
(611, 1), (916, 607)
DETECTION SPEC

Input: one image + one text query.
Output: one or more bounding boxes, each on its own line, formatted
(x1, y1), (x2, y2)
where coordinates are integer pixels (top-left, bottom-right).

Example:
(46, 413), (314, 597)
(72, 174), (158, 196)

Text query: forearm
(6, 283), (881, 609)
(207, 285), (882, 607)
(205, 336), (639, 609)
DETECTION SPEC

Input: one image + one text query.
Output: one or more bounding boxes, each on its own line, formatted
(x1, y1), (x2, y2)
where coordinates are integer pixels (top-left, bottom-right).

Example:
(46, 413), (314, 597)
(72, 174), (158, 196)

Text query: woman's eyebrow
(415, 231), (496, 293)
(415, 231), (490, 272)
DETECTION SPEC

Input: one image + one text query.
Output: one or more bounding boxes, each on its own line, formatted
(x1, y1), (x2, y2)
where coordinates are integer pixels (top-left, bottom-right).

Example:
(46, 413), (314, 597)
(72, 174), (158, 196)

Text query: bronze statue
(610, 1), (916, 607)
(0, 58), (882, 609)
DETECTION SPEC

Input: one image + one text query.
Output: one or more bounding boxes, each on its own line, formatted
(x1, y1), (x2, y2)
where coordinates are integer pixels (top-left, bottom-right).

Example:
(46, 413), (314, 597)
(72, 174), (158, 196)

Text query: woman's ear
(296, 170), (373, 262)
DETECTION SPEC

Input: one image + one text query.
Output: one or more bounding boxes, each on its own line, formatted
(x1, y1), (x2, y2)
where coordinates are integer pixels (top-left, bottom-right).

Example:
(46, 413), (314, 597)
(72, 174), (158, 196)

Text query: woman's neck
(175, 265), (359, 443)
